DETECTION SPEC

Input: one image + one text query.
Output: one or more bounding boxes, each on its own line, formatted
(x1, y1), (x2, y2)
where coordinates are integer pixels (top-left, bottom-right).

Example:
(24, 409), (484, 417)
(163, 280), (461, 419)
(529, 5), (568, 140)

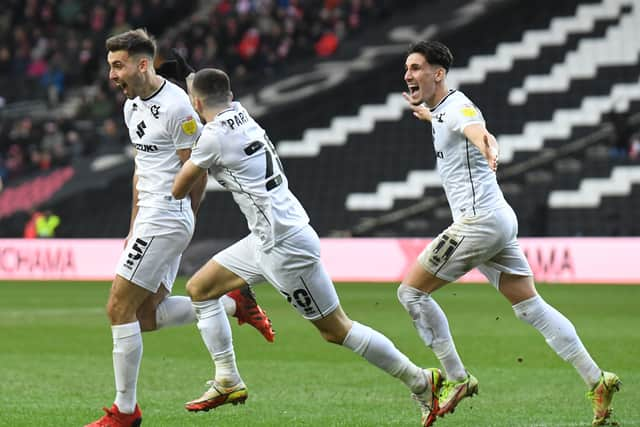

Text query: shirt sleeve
(449, 101), (485, 134)
(166, 100), (203, 149)
(190, 127), (222, 169)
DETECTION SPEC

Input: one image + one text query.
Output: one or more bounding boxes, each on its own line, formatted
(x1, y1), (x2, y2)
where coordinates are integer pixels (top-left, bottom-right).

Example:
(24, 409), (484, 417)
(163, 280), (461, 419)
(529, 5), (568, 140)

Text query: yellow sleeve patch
(181, 116), (197, 135)
(461, 106), (478, 117)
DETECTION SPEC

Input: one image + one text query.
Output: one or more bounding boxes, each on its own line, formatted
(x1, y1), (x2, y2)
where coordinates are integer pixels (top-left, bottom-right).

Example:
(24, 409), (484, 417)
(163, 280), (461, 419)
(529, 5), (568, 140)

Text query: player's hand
(172, 48), (195, 79)
(402, 92), (432, 122)
(483, 134), (499, 172)
(157, 48), (195, 82)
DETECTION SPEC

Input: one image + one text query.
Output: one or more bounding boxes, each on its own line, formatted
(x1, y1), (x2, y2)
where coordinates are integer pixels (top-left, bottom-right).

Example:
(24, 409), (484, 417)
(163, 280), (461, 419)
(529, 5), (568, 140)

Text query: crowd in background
(2, 0), (638, 192)
(0, 0), (198, 187)
(0, 0), (398, 188)
(162, 0), (396, 81)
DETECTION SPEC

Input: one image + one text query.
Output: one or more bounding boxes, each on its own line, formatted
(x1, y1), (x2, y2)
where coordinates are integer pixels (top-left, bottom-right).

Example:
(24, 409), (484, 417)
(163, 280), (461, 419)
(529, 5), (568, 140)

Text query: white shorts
(115, 205), (194, 292)
(213, 225), (340, 320)
(418, 205), (532, 288)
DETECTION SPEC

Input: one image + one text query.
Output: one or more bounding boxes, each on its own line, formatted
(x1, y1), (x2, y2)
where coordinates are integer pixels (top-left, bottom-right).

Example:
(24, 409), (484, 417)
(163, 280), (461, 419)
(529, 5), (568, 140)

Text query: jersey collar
(140, 79), (167, 101)
(430, 89), (457, 112)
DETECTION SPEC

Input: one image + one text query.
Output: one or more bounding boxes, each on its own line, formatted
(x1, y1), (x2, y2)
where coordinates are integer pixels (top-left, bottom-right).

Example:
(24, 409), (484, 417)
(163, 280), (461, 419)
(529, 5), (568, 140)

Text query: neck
(139, 73), (164, 99)
(426, 83), (449, 108)
(201, 103), (231, 122)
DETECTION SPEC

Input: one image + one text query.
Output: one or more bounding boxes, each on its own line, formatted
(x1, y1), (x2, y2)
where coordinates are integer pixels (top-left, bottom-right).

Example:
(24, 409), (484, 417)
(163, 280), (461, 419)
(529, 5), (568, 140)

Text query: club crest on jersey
(434, 112), (446, 123)
(181, 116), (197, 135)
(150, 105), (160, 118)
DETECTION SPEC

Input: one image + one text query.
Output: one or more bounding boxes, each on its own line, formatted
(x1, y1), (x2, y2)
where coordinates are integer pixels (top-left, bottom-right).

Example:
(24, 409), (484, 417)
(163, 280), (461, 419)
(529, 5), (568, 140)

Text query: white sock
(220, 294), (236, 317)
(397, 284), (467, 381)
(155, 296), (196, 329)
(513, 295), (601, 387)
(112, 321), (142, 414)
(342, 321), (426, 393)
(192, 299), (241, 386)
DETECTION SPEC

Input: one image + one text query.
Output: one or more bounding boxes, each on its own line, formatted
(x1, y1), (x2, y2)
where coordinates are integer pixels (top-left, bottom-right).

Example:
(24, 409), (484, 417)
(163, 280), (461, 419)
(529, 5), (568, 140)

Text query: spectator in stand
(0, 0), (397, 189)
(23, 209), (44, 238)
(65, 129), (85, 161)
(35, 210), (61, 237)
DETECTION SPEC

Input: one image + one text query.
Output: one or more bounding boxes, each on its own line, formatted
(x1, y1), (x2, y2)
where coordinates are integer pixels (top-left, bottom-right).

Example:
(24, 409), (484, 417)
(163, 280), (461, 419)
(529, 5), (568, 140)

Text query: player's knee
(185, 278), (204, 300)
(106, 294), (139, 324)
(106, 297), (129, 324)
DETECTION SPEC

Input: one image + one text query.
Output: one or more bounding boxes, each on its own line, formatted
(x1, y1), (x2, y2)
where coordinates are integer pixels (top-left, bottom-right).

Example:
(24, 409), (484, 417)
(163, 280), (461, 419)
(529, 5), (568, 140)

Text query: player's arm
(157, 48), (195, 89)
(463, 123), (499, 172)
(173, 157), (207, 202)
(126, 169), (140, 245)
(176, 148), (207, 214)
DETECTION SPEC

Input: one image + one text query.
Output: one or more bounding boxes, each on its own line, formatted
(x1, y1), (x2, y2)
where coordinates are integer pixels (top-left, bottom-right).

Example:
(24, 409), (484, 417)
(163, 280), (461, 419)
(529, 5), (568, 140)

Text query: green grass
(0, 281), (638, 426)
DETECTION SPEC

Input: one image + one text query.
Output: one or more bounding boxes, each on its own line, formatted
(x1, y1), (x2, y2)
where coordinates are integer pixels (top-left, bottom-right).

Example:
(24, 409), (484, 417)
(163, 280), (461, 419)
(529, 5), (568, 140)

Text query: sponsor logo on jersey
(181, 116), (197, 135)
(133, 143), (159, 152)
(461, 105), (478, 117)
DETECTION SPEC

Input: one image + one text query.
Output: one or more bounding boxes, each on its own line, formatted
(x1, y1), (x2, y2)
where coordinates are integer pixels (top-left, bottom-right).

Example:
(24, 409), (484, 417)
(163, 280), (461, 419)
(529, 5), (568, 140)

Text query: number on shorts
(125, 238), (148, 268)
(280, 289), (313, 314)
(429, 234), (460, 267)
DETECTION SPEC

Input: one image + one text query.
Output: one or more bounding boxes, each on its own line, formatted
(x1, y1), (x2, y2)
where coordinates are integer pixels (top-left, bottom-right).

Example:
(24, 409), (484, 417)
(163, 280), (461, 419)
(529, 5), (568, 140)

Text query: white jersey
(190, 101), (309, 250)
(430, 90), (508, 220)
(124, 79), (202, 210)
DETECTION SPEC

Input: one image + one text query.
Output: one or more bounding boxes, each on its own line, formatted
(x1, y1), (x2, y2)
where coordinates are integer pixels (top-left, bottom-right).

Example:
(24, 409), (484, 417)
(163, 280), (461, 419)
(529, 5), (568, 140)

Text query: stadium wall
(0, 238), (638, 284)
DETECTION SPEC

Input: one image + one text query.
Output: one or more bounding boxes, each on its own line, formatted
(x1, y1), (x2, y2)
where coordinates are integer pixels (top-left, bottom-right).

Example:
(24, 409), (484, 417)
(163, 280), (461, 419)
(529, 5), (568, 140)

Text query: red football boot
(85, 403), (142, 427)
(227, 286), (275, 343)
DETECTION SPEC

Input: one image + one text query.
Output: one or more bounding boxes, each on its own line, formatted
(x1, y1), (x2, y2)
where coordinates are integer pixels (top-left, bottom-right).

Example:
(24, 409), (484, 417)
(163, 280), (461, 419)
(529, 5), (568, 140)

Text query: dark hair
(407, 41), (453, 71)
(105, 28), (156, 58)
(192, 68), (232, 106)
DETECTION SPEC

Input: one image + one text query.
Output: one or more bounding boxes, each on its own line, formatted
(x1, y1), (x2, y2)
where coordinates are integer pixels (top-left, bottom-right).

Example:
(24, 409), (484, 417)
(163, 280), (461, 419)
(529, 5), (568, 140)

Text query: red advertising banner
(1, 238), (638, 283)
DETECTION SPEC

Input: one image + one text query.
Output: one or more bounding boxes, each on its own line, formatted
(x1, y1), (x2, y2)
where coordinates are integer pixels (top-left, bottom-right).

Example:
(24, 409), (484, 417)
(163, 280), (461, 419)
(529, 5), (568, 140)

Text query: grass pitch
(0, 280), (638, 427)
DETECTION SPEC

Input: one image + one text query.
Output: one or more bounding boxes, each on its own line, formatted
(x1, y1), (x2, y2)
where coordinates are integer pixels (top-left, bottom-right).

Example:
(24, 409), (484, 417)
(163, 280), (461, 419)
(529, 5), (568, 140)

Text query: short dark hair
(407, 41), (453, 71)
(192, 68), (232, 107)
(106, 28), (156, 58)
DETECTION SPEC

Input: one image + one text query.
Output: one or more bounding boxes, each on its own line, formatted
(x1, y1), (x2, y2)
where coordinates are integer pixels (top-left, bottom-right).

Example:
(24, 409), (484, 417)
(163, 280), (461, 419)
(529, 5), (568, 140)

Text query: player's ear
(138, 55), (149, 73)
(435, 68), (444, 82)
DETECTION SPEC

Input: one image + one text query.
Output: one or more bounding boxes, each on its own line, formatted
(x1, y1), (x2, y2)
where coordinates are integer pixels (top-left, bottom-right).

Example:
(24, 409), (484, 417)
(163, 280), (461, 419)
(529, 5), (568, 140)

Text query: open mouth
(408, 85), (419, 95)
